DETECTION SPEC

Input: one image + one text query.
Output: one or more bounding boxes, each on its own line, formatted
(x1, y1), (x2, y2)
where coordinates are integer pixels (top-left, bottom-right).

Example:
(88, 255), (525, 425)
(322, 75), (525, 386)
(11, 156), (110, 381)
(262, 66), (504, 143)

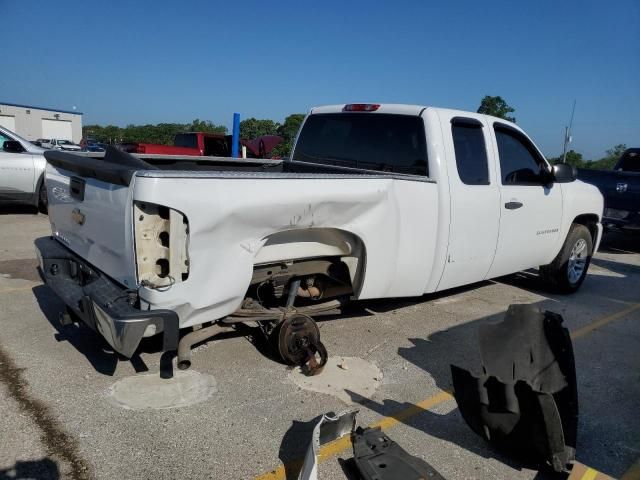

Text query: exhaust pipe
(177, 323), (227, 370)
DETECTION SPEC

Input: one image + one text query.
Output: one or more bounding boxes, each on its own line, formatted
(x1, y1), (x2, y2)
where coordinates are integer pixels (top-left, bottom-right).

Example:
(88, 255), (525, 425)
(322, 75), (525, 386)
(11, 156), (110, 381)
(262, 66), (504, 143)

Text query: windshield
(58, 140), (73, 145)
(292, 113), (428, 175)
(616, 150), (640, 172)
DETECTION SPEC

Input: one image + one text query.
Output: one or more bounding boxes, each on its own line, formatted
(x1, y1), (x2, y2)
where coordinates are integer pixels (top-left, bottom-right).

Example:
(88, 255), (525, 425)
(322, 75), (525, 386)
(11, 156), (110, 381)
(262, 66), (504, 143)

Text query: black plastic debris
(450, 304), (578, 472)
(351, 426), (445, 480)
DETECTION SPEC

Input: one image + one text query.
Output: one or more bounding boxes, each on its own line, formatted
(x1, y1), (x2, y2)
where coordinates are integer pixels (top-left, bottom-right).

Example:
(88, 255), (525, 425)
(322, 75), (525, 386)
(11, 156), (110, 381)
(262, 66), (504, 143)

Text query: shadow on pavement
(0, 458), (59, 480)
(32, 284), (252, 376)
(32, 284), (120, 376)
(590, 257), (640, 277)
(344, 275), (638, 479)
(0, 205), (40, 215)
(598, 231), (640, 254)
(276, 415), (323, 480)
(0, 258), (41, 283)
(497, 258), (639, 305)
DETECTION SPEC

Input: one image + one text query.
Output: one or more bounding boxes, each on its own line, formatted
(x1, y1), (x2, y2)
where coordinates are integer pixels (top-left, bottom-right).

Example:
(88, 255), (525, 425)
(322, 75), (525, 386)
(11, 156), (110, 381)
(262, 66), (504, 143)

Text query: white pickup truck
(36, 104), (603, 370)
(41, 139), (82, 151)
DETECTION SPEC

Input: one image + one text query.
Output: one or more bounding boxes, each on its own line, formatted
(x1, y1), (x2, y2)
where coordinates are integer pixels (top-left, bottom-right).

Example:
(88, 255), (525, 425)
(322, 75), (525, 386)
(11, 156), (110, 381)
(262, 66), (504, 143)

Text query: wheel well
(572, 214), (599, 244)
(255, 228), (367, 297)
(35, 174), (45, 205)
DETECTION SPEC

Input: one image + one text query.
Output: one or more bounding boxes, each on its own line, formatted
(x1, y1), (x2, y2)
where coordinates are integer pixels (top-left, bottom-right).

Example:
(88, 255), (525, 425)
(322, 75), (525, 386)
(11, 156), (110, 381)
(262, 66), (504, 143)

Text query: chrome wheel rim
(567, 238), (588, 284)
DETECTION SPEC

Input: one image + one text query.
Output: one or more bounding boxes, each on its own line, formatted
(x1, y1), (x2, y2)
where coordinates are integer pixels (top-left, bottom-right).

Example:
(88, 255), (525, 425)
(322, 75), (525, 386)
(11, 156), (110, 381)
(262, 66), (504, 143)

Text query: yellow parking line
(581, 467), (599, 480)
(570, 303), (640, 340)
(255, 303), (640, 480)
(256, 391), (453, 480)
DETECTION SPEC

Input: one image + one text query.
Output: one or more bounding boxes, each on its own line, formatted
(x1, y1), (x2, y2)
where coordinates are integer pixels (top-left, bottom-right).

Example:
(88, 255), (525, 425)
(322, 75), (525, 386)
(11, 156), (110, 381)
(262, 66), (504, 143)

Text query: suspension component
(274, 314), (328, 376)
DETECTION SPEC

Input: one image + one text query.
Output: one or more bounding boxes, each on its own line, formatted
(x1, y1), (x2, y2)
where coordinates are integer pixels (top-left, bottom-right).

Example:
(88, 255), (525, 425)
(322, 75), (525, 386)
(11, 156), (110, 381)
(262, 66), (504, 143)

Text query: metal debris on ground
(298, 409), (359, 480)
(351, 426), (445, 480)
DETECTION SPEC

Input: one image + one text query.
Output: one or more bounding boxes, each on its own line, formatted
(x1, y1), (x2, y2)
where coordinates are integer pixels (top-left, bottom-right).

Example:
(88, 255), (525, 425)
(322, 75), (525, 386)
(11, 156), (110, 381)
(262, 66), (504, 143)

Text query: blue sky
(1, 0), (638, 159)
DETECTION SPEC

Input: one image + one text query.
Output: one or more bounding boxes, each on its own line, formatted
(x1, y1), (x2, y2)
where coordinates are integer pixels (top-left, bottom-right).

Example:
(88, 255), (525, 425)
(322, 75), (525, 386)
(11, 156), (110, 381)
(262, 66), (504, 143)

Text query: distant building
(0, 101), (82, 143)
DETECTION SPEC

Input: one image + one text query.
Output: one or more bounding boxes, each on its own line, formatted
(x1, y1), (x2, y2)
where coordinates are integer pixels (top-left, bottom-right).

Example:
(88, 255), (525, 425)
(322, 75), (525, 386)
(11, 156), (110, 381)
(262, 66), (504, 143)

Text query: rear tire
(540, 224), (593, 293)
(38, 182), (48, 214)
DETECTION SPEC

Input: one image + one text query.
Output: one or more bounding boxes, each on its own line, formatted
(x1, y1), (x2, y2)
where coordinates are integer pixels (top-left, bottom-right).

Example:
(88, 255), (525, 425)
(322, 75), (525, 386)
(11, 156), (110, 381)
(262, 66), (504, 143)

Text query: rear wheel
(540, 224), (593, 293)
(38, 182), (48, 214)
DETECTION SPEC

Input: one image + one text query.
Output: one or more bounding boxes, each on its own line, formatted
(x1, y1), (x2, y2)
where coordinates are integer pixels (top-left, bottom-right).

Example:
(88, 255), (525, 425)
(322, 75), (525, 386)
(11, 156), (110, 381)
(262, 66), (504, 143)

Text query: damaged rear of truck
(37, 126), (437, 363)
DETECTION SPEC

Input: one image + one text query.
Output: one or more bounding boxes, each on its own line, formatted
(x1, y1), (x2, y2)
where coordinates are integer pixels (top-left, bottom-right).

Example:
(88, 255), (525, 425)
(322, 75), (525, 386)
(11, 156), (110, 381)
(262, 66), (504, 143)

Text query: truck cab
(292, 105), (603, 292)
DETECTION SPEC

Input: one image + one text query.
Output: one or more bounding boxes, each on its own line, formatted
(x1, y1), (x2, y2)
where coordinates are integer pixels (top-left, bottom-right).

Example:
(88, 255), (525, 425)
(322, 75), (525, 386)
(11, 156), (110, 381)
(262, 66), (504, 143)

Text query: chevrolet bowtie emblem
(71, 208), (85, 225)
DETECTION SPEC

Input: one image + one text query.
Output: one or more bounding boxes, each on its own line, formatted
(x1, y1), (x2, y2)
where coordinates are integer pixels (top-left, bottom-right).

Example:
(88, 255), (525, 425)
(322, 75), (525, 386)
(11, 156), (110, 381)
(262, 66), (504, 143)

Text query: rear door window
(292, 113), (428, 175)
(451, 119), (489, 185)
(616, 150), (640, 172)
(174, 133), (198, 149)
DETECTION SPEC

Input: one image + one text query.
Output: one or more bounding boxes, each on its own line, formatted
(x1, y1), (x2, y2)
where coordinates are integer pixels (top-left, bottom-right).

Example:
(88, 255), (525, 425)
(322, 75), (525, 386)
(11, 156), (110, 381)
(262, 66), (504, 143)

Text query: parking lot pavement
(0, 212), (638, 480)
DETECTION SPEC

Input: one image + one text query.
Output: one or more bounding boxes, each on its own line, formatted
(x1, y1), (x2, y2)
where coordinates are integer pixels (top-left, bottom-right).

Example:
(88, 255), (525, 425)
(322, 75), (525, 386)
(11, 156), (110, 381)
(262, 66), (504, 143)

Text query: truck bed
(43, 147), (437, 330)
(46, 148), (435, 182)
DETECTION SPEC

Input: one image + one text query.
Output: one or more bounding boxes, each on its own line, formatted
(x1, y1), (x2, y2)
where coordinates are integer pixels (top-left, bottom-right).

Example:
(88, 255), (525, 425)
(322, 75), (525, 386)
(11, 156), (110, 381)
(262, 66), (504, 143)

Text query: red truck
(136, 132), (283, 158)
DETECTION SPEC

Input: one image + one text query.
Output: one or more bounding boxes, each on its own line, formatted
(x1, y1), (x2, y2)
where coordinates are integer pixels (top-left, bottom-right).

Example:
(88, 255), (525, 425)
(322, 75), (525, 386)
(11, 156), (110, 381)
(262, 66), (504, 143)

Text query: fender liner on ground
(450, 304), (578, 472)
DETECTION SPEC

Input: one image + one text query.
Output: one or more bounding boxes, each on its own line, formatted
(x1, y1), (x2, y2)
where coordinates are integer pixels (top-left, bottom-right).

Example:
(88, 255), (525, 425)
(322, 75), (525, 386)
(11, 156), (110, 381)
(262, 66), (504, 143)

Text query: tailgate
(44, 152), (139, 288)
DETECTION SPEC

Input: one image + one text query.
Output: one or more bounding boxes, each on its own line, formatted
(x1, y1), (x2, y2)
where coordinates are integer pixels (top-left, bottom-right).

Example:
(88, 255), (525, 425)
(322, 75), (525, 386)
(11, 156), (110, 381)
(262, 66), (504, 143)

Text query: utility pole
(562, 100), (576, 163)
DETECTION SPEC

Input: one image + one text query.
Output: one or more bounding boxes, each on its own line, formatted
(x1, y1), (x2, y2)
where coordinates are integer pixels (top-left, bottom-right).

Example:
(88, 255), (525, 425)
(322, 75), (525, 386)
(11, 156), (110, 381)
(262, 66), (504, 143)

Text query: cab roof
(308, 103), (522, 134)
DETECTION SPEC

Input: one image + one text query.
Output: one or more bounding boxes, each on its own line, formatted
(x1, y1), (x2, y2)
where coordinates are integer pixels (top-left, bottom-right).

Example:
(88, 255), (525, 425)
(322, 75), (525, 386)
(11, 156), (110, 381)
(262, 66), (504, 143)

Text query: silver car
(0, 125), (48, 212)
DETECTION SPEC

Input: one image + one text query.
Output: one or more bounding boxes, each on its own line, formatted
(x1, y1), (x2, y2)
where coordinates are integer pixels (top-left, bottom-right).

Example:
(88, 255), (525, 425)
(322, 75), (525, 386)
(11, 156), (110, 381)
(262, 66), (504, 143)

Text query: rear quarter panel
(132, 173), (439, 328)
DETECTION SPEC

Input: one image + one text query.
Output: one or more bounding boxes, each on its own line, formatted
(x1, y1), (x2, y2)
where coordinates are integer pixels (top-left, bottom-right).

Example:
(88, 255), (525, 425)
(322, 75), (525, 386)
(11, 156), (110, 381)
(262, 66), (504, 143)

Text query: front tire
(38, 182), (48, 214)
(540, 224), (593, 293)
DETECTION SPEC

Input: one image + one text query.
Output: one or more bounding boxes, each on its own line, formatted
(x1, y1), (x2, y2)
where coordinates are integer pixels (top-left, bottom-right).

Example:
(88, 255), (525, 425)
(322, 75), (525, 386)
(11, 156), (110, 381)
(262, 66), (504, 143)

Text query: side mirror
(552, 163), (577, 183)
(3, 140), (25, 153)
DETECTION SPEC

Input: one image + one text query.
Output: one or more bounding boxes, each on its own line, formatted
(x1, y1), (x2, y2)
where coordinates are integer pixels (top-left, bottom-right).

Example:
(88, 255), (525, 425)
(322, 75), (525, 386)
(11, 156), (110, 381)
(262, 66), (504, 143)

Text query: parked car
(113, 142), (139, 153)
(135, 131), (233, 155)
(136, 132), (283, 158)
(83, 143), (107, 153)
(36, 103), (603, 363)
(41, 139), (82, 151)
(31, 140), (43, 147)
(578, 148), (639, 232)
(0, 125), (48, 212)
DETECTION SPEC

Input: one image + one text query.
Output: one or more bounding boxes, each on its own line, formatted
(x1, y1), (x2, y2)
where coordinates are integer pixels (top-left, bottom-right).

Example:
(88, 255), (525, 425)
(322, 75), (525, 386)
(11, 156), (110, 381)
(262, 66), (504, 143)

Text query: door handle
(505, 201), (523, 210)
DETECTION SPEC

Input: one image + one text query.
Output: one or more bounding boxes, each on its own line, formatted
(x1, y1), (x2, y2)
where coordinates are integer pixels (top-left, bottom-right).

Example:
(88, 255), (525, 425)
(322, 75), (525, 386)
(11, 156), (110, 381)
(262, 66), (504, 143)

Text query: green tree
(477, 96), (516, 122)
(548, 150), (585, 168)
(586, 144), (627, 170)
(189, 119), (227, 134)
(82, 119), (226, 145)
(239, 118), (280, 139)
(271, 113), (306, 157)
